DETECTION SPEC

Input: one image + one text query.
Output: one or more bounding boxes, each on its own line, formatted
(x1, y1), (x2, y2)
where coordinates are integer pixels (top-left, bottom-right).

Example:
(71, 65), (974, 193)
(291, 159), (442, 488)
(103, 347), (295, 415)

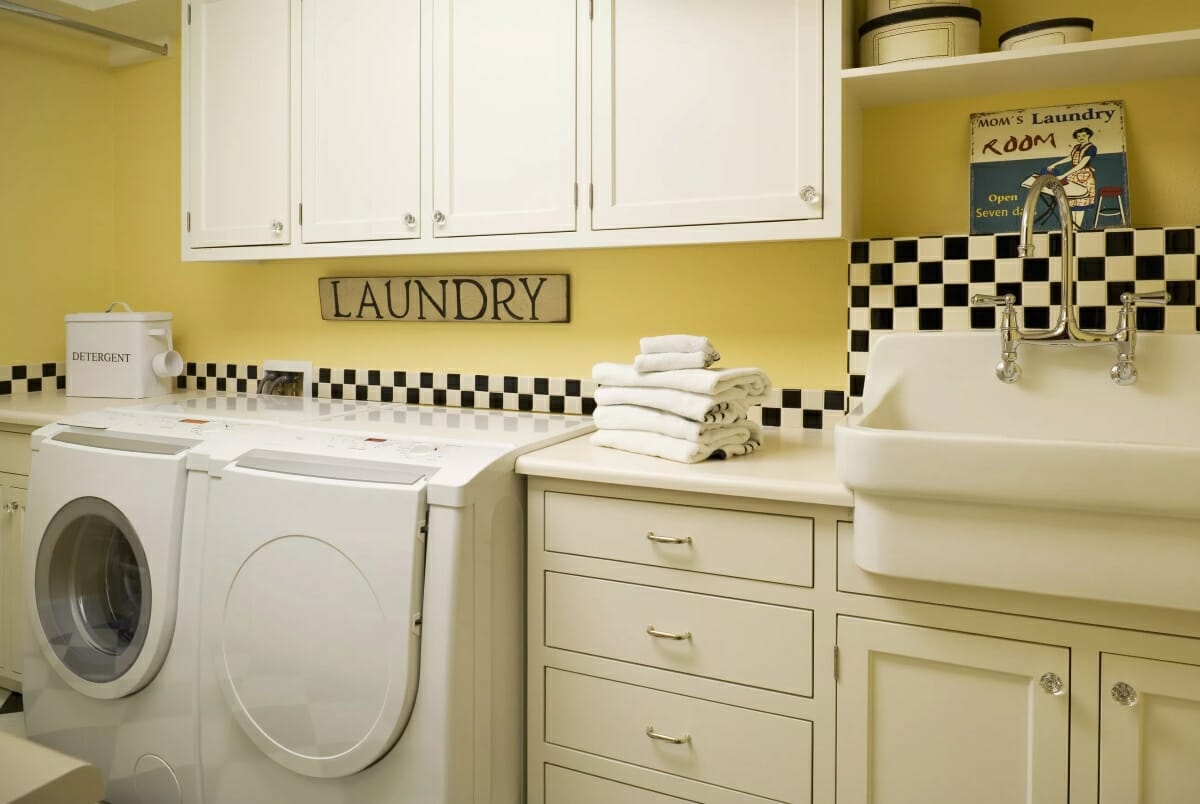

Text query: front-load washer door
(203, 450), (429, 779)
(35, 497), (152, 685)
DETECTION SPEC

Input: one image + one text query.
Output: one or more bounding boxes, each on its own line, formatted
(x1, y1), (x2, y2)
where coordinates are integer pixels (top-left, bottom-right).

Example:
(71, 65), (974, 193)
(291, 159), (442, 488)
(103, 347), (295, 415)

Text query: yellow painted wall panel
(0, 19), (116, 365)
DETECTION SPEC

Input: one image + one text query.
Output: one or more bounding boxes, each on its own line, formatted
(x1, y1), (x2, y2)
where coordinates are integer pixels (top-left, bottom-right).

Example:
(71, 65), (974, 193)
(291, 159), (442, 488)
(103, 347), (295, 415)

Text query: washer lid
(210, 460), (427, 778)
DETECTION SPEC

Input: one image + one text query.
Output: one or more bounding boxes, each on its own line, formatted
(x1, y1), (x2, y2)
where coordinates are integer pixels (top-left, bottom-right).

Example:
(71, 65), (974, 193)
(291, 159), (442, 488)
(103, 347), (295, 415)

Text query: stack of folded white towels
(590, 335), (770, 463)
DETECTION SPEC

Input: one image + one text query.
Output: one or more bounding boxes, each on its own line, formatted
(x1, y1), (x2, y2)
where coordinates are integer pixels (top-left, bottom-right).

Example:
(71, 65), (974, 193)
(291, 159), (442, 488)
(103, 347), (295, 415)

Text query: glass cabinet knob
(800, 185), (820, 203)
(271, 219), (284, 235)
(1111, 681), (1139, 707)
(433, 211), (446, 225)
(1039, 672), (1065, 696)
(404, 213), (416, 227)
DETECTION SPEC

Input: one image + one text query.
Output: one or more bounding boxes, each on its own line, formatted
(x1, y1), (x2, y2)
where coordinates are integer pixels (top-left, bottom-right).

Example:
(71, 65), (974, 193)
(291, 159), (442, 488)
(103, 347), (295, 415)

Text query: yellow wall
(0, 18), (116, 365)
(860, 1), (1200, 236)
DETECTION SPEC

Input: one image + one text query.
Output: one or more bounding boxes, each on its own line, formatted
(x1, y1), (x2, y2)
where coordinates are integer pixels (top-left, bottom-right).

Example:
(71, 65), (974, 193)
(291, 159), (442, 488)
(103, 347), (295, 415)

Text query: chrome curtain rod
(0, 0), (167, 56)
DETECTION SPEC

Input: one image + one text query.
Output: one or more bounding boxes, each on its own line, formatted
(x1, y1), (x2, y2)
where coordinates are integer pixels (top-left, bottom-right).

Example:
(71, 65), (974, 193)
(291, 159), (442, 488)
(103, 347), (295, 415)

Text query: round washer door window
(35, 496), (152, 685)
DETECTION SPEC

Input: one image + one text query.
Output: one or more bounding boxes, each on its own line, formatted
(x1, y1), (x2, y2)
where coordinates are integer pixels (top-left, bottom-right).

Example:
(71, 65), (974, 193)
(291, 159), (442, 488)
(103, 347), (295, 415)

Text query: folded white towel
(593, 386), (752, 423)
(639, 334), (718, 356)
(591, 428), (762, 464)
(593, 363), (770, 398)
(633, 351), (719, 372)
(594, 404), (760, 445)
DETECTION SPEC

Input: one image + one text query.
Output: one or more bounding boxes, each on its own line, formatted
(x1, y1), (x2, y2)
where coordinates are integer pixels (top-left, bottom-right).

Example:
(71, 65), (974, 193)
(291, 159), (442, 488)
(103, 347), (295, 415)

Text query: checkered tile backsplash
(0, 363), (64, 396)
(848, 226), (1200, 409)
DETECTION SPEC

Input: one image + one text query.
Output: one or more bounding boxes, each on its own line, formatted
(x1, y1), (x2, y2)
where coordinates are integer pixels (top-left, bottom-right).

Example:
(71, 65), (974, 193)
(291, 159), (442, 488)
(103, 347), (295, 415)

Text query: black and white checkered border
(0, 362), (65, 396)
(176, 362), (261, 394)
(847, 226), (1200, 409)
(753, 388), (847, 430)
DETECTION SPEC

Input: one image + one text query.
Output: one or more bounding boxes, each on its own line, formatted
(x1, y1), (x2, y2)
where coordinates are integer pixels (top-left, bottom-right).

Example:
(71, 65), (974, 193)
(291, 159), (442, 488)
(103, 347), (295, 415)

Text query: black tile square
(0, 381), (10, 396)
(870, 309), (893, 329)
(870, 264), (894, 285)
(824, 390), (845, 411)
(489, 392), (504, 409)
(518, 393), (534, 411)
(582, 398), (597, 415)
(1167, 280), (1196, 306)
(849, 375), (866, 397)
(11, 366), (25, 381)
(54, 375), (64, 390)
(355, 385), (368, 401)
(236, 379), (247, 393)
(919, 262), (943, 284)
(176, 376), (187, 390)
(944, 284), (969, 306)
(850, 241), (870, 264)
(1107, 281), (1135, 306)
(894, 239), (918, 263)
(503, 376), (518, 393)
(391, 371), (405, 387)
(475, 375), (489, 392)
(969, 307), (996, 329)
(247, 365), (259, 380)
(1165, 228), (1196, 254)
(996, 283), (1023, 305)
(996, 235), (1022, 259)
(187, 361), (198, 376)
(420, 372), (434, 388)
(41, 362), (55, 377)
(407, 388), (421, 404)
(1137, 306), (1166, 331)
(215, 378), (227, 392)
(970, 260), (996, 283)
(782, 389), (803, 408)
(1023, 258), (1050, 282)
(1077, 257), (1106, 282)
(1105, 230), (1134, 256)
(944, 236), (969, 260)
(433, 389), (447, 406)
(1023, 307), (1051, 330)
(327, 381), (339, 399)
(460, 390), (475, 408)
(761, 408), (781, 427)
(918, 308), (944, 331)
(894, 286), (918, 307)
(802, 410), (823, 429)
(1078, 307), (1107, 330)
(850, 286), (870, 308)
(1136, 255), (1165, 281)
(343, 369), (357, 384)
(27, 378), (41, 393)
(534, 377), (549, 395)
(205, 362), (217, 377)
(1048, 233), (1063, 258)
(1050, 282), (1063, 307)
(226, 364), (237, 378)
(447, 374), (461, 390)
(850, 331), (870, 352)
(367, 370), (381, 385)
(565, 379), (581, 397)
(549, 395), (565, 413)
(381, 387), (394, 403)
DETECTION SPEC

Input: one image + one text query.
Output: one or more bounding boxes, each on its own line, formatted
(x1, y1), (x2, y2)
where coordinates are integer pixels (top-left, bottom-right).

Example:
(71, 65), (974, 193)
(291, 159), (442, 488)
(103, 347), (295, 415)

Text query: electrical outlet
(260, 360), (313, 397)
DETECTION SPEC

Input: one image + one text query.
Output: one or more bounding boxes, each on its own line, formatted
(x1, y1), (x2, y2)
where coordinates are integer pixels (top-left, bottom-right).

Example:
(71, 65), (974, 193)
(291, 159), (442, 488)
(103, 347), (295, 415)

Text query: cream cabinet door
(432, 0), (576, 237)
(187, 0), (292, 247)
(591, 0), (823, 230)
(301, 0), (422, 243)
(0, 485), (25, 685)
(837, 617), (1070, 804)
(1100, 653), (1200, 804)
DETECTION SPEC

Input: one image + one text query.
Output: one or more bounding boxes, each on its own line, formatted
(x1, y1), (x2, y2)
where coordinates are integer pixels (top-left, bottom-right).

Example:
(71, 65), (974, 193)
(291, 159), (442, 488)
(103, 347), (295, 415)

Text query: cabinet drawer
(546, 573), (812, 695)
(544, 492), (812, 587)
(545, 669), (812, 803)
(0, 431), (30, 477)
(545, 765), (696, 804)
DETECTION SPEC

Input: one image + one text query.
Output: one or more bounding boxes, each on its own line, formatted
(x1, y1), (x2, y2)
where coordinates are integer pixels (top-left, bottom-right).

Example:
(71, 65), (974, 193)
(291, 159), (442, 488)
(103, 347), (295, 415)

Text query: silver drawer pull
(646, 531), (691, 545)
(646, 726), (691, 745)
(646, 625), (692, 641)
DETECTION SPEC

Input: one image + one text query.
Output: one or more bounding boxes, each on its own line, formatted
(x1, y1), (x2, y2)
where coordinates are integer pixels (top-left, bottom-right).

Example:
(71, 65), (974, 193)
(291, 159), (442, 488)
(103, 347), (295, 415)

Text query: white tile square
(1165, 304), (1197, 333)
(869, 240), (895, 263)
(944, 260), (970, 283)
(917, 285), (942, 307)
(801, 389), (824, 409)
(1022, 283), (1052, 307)
(1166, 254), (1195, 281)
(1075, 230), (1105, 257)
(1075, 282), (1107, 306)
(1104, 256), (1136, 282)
(1134, 228), (1165, 255)
(780, 407), (807, 429)
(869, 286), (893, 307)
(849, 264), (871, 286)
(942, 308), (971, 330)
(918, 237), (943, 260)
(995, 258), (1022, 283)
(968, 236), (996, 259)
(848, 309), (871, 329)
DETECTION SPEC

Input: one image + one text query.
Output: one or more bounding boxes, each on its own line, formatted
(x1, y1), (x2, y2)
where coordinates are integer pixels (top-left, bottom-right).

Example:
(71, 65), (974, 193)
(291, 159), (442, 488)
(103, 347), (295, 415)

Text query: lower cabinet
(836, 617), (1070, 804)
(0, 481), (26, 689)
(1100, 654), (1200, 804)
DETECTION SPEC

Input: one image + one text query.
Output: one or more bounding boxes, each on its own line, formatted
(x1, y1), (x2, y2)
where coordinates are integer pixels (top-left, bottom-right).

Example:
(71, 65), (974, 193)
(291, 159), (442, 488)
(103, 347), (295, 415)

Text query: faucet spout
(1018, 174), (1075, 339)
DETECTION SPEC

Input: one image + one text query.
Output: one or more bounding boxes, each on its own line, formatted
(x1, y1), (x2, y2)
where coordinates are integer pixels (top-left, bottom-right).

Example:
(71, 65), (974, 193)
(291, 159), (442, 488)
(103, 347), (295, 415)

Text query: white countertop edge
(516, 429), (854, 509)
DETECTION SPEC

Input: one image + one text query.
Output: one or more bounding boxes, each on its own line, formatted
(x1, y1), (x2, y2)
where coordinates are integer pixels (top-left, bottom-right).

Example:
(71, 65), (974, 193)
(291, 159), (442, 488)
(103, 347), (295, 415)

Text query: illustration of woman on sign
(1045, 127), (1098, 227)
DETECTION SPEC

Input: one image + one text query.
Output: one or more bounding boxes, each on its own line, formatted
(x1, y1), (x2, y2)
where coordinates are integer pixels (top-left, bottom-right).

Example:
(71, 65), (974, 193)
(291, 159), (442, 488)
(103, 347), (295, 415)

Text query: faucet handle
(971, 293), (1017, 308)
(1120, 290), (1171, 306)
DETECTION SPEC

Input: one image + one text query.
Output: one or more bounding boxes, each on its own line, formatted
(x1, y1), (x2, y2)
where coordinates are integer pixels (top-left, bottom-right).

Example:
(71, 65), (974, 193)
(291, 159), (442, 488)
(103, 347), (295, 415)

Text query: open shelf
(843, 29), (1200, 108)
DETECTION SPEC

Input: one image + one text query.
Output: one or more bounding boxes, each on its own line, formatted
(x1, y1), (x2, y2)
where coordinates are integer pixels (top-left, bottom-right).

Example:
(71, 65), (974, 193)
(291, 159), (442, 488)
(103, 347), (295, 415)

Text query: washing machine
(189, 406), (591, 804)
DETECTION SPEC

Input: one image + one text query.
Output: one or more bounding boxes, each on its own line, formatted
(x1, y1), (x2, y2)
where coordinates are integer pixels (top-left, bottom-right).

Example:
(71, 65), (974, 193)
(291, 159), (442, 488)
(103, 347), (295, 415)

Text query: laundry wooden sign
(318, 275), (569, 323)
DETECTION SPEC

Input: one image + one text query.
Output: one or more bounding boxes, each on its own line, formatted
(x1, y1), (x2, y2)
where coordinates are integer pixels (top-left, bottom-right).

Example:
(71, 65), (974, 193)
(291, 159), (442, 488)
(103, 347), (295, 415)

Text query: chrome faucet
(971, 174), (1169, 385)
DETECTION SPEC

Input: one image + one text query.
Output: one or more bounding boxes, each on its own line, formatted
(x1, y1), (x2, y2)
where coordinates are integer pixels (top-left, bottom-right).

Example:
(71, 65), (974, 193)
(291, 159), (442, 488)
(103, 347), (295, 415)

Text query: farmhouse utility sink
(835, 332), (1200, 612)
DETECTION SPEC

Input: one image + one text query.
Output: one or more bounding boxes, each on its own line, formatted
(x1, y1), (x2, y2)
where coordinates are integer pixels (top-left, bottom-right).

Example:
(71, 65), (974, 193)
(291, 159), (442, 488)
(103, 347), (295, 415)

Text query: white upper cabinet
(432, 0), (576, 237)
(591, 0), (824, 230)
(186, 0), (292, 248)
(301, 0), (422, 243)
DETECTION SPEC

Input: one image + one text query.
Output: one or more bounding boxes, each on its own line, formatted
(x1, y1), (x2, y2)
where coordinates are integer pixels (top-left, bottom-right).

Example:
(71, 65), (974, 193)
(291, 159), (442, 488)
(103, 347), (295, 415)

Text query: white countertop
(0, 390), (183, 430)
(515, 428), (853, 508)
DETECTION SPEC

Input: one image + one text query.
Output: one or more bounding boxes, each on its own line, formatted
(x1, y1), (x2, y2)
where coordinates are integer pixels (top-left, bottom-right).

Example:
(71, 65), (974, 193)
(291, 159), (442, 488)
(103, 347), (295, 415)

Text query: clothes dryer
(189, 408), (591, 803)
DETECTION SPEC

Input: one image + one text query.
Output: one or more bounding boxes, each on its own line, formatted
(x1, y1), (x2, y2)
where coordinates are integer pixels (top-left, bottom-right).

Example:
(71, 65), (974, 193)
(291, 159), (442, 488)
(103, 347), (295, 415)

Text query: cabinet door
(592, 0), (823, 230)
(302, 0), (422, 243)
(1, 486), (25, 683)
(187, 0), (292, 247)
(837, 617), (1069, 804)
(1101, 654), (1200, 804)
(432, 0), (576, 237)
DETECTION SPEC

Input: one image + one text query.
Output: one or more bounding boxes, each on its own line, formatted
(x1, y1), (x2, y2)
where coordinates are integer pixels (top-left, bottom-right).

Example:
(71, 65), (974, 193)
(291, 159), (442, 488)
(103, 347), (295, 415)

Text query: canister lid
(66, 311), (173, 323)
(999, 18), (1094, 45)
(860, 5), (983, 37)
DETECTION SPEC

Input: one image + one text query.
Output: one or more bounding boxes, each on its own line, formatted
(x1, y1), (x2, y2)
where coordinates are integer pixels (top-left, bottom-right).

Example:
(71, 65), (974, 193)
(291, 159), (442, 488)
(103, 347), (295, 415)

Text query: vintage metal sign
(318, 275), (569, 323)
